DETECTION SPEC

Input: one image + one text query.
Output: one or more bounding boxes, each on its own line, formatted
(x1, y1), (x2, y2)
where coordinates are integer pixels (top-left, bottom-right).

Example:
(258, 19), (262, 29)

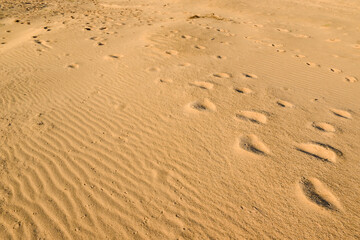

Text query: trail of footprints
(149, 21), (354, 214)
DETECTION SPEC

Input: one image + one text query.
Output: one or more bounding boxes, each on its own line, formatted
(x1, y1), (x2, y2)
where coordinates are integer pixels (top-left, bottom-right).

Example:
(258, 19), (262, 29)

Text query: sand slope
(0, 0), (360, 239)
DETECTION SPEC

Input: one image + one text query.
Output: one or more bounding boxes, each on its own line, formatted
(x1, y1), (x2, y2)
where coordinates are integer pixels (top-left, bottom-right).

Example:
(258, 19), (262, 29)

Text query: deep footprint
(236, 111), (267, 124)
(237, 134), (270, 156)
(296, 142), (342, 163)
(298, 177), (341, 211)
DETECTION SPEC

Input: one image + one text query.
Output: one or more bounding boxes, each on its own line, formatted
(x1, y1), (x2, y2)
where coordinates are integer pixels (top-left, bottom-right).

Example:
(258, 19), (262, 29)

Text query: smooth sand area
(1, 0), (360, 239)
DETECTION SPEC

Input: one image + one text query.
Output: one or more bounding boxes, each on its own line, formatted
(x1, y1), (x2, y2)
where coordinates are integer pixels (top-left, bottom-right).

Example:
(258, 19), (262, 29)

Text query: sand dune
(1, 0), (360, 239)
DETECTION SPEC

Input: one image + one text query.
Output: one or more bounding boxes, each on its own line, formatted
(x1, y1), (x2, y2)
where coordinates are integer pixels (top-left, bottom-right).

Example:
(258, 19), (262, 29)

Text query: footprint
(306, 62), (320, 67)
(185, 98), (216, 113)
(352, 44), (360, 49)
(193, 45), (206, 50)
(234, 87), (252, 94)
(344, 76), (357, 83)
(158, 78), (173, 83)
(147, 67), (161, 72)
(178, 63), (191, 67)
(165, 50), (178, 55)
(326, 38), (341, 43)
(298, 177), (341, 211)
(276, 28), (290, 32)
(67, 63), (79, 69)
(296, 142), (342, 163)
(236, 134), (270, 156)
(241, 73), (258, 79)
(104, 54), (123, 60)
(213, 55), (227, 60)
(213, 73), (232, 79)
(312, 122), (336, 133)
(236, 111), (267, 124)
(293, 54), (306, 58)
(330, 109), (352, 119)
(329, 68), (342, 73)
(181, 35), (192, 39)
(276, 49), (286, 53)
(190, 81), (214, 90)
(277, 100), (294, 108)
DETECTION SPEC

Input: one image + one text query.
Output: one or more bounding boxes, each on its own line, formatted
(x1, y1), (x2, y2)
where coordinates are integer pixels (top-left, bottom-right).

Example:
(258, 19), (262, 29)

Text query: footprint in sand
(193, 45), (206, 50)
(104, 54), (124, 60)
(165, 50), (179, 55)
(312, 122), (336, 133)
(242, 73), (258, 79)
(234, 87), (253, 94)
(296, 142), (343, 163)
(276, 28), (290, 33)
(326, 38), (341, 43)
(236, 111), (267, 124)
(185, 98), (216, 113)
(297, 177), (342, 212)
(306, 62), (320, 68)
(236, 134), (270, 156)
(213, 73), (232, 79)
(158, 78), (173, 83)
(277, 100), (294, 108)
(352, 44), (360, 49)
(344, 76), (357, 83)
(67, 63), (79, 69)
(329, 68), (342, 73)
(293, 54), (306, 58)
(147, 67), (161, 72)
(213, 55), (227, 60)
(190, 81), (214, 90)
(330, 109), (352, 119)
(181, 35), (192, 39)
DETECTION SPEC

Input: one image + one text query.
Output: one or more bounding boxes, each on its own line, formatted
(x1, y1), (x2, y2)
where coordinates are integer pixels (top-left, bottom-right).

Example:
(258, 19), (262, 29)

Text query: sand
(1, 0), (360, 239)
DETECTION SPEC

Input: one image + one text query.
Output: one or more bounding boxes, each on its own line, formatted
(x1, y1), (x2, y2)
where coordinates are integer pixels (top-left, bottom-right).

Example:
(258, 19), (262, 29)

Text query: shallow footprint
(67, 63), (79, 69)
(213, 72), (232, 78)
(297, 177), (341, 211)
(312, 122), (336, 133)
(241, 73), (258, 79)
(330, 109), (352, 119)
(277, 100), (294, 108)
(296, 142), (342, 163)
(165, 50), (179, 55)
(190, 81), (214, 90)
(193, 45), (206, 50)
(236, 111), (267, 124)
(185, 98), (216, 113)
(236, 134), (270, 156)
(344, 76), (357, 83)
(329, 68), (342, 73)
(306, 62), (320, 68)
(234, 87), (252, 94)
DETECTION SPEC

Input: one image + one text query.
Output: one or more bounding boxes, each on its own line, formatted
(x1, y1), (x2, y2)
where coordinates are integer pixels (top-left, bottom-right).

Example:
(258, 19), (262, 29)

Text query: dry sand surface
(1, 0), (360, 239)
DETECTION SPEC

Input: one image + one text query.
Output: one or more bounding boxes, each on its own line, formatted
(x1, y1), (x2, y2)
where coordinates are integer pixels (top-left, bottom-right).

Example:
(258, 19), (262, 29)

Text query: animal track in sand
(241, 73), (258, 79)
(306, 62), (320, 68)
(330, 109), (352, 119)
(193, 45), (206, 50)
(277, 100), (294, 108)
(344, 76), (357, 83)
(190, 81), (214, 90)
(352, 44), (360, 49)
(236, 111), (267, 124)
(296, 142), (342, 163)
(165, 50), (179, 55)
(185, 98), (216, 113)
(178, 63), (191, 67)
(234, 87), (252, 94)
(312, 122), (336, 133)
(276, 28), (290, 32)
(236, 134), (270, 156)
(298, 177), (341, 211)
(276, 49), (286, 53)
(329, 68), (342, 73)
(213, 73), (232, 78)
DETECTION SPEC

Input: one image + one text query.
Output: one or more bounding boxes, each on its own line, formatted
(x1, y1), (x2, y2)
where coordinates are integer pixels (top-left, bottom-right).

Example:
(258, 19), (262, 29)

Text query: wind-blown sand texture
(1, 0), (360, 239)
